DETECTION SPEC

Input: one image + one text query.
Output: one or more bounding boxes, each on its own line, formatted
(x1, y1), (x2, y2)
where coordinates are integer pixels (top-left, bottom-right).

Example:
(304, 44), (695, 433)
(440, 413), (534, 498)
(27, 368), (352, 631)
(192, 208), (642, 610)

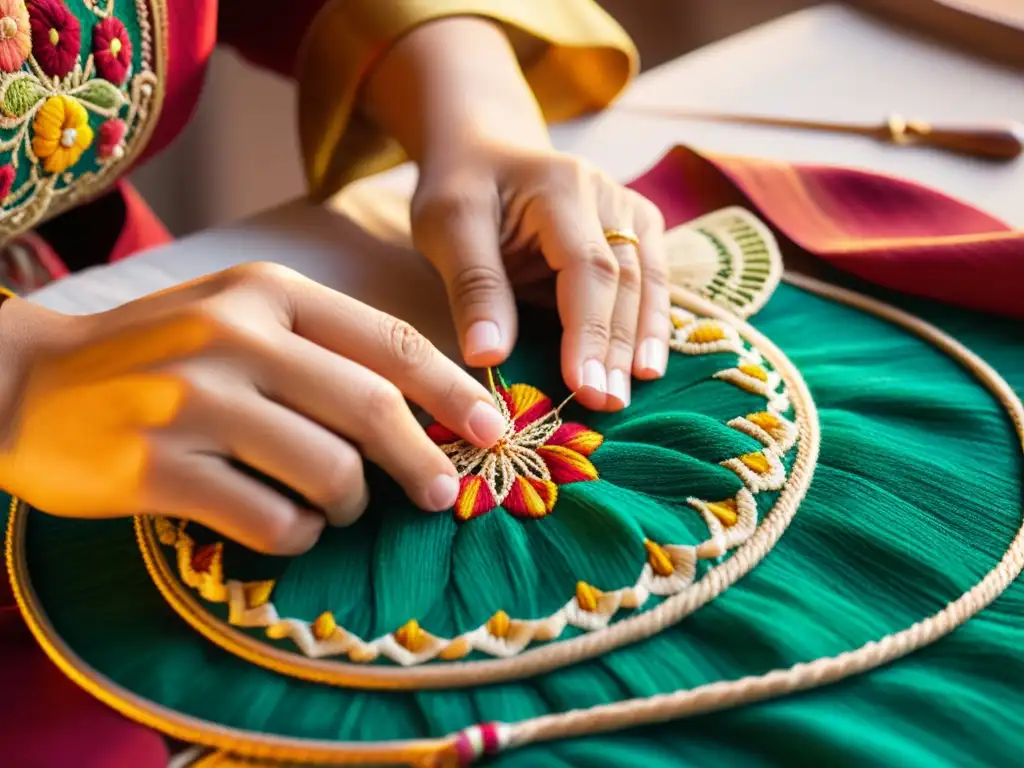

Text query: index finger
(279, 275), (508, 449)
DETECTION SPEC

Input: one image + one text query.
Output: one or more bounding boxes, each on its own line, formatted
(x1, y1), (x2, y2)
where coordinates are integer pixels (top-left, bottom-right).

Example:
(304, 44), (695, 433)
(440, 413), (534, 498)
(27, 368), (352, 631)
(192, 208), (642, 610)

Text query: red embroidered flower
(0, 163), (14, 200)
(91, 16), (130, 85)
(427, 378), (603, 521)
(27, 0), (79, 78)
(0, 0), (31, 73)
(97, 117), (125, 158)
(191, 543), (219, 574)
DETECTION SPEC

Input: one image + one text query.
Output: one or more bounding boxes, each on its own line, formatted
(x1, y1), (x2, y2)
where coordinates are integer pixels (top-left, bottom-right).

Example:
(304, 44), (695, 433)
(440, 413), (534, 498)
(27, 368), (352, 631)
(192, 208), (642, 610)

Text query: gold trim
(6, 276), (1024, 762)
(4, 498), (453, 765)
(132, 288), (814, 689)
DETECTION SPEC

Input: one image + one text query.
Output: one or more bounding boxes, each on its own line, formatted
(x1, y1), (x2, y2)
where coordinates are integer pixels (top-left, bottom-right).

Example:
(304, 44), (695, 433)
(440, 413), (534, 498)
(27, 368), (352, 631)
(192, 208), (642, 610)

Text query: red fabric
(629, 146), (1024, 320)
(108, 181), (173, 262)
(141, 0), (217, 162)
(0, 605), (169, 768)
(217, 0), (336, 76)
(143, 0), (333, 163)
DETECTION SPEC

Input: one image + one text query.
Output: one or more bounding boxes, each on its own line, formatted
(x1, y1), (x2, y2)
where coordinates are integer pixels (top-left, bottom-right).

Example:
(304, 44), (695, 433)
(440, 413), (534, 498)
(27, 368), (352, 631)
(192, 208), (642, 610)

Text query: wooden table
(30, 3), (1024, 351)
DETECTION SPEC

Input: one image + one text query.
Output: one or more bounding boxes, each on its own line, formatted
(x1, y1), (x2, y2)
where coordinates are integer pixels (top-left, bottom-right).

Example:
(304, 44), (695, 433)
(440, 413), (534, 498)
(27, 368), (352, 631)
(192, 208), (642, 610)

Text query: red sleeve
(217, 1), (334, 77)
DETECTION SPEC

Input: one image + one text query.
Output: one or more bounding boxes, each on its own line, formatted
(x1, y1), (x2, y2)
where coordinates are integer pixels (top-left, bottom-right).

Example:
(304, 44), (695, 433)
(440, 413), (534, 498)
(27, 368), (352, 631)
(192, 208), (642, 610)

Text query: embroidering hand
(0, 264), (507, 554)
(362, 18), (670, 412)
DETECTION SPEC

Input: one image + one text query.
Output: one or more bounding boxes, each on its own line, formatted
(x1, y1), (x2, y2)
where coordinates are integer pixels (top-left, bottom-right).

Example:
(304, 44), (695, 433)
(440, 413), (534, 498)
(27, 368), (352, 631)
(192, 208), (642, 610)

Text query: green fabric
(7, 281), (1024, 766)
(188, 306), (768, 645)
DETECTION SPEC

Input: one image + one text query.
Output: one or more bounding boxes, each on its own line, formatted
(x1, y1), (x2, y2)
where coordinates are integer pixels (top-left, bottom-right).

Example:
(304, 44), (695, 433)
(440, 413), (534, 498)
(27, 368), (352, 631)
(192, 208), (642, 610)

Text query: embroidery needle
(617, 104), (1024, 161)
(486, 366), (578, 418)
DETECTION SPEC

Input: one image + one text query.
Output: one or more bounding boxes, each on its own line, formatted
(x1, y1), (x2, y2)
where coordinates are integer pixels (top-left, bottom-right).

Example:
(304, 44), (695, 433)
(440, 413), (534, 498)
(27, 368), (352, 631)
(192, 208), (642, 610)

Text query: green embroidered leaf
(72, 80), (125, 114)
(2, 76), (46, 119)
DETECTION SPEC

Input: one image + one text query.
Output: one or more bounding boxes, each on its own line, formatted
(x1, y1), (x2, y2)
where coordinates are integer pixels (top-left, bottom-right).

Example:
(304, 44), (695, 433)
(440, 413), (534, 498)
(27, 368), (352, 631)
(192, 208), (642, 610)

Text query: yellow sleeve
(297, 0), (638, 200)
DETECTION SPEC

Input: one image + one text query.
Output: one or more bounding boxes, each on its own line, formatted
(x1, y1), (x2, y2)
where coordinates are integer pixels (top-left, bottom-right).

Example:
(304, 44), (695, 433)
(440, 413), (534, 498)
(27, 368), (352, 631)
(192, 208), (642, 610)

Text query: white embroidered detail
(665, 206), (783, 320)
(154, 309), (797, 666)
(440, 392), (560, 508)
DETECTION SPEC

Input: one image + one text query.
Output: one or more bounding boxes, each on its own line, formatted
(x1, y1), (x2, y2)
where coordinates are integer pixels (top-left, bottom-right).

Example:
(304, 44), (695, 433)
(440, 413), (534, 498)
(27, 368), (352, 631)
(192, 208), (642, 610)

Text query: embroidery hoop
(6, 276), (1023, 765)
(127, 210), (796, 680)
(126, 284), (816, 687)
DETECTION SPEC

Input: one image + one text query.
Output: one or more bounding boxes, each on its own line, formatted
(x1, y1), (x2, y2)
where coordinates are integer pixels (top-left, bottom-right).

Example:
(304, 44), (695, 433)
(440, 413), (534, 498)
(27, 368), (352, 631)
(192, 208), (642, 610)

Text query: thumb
(412, 185), (518, 368)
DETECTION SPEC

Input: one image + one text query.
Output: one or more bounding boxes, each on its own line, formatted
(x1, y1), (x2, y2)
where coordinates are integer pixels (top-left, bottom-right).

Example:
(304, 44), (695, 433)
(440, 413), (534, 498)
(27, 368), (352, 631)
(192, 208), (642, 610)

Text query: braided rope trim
(136, 298), (804, 679)
(496, 272), (1024, 755)
(18, 276), (1010, 766)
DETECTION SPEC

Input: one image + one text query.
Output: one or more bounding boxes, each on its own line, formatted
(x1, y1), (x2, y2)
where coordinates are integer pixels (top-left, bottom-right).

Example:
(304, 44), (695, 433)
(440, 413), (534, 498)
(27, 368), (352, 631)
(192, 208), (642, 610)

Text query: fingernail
(464, 321), (501, 359)
(637, 338), (668, 377)
(426, 474), (460, 511)
(607, 369), (630, 408)
(580, 359), (607, 394)
(468, 400), (507, 445)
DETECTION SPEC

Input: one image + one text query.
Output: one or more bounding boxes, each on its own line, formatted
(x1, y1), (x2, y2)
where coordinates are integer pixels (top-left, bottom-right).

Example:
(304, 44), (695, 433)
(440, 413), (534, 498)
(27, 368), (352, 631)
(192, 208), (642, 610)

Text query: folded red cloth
(630, 146), (1024, 320)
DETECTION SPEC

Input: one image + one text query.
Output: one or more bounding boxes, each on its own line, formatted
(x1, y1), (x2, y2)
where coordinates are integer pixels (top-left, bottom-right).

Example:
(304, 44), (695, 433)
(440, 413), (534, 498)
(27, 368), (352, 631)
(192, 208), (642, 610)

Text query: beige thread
(138, 305), (802, 673)
(10, 276), (1016, 766)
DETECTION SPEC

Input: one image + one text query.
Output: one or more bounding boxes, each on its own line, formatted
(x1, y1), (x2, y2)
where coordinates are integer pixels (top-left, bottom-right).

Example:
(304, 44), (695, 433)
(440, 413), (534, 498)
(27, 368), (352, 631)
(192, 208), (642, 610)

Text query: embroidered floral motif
(426, 374), (603, 521)
(91, 16), (129, 84)
(27, 0), (79, 78)
(0, 0), (30, 72)
(146, 306), (804, 669)
(0, 162), (12, 199)
(31, 93), (90, 172)
(0, 0), (161, 241)
(96, 115), (123, 157)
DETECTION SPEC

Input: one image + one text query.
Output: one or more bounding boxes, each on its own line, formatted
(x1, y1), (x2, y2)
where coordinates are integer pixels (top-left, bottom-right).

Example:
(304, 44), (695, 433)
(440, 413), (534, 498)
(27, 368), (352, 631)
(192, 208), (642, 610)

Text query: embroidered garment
(0, 0), (636, 286)
(4, 144), (1024, 766)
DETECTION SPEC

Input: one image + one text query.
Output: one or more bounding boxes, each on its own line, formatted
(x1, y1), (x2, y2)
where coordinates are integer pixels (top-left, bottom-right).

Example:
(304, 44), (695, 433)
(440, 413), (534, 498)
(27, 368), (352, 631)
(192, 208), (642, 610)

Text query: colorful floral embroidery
(27, 0), (79, 78)
(31, 93), (91, 172)
(96, 115), (123, 157)
(0, 0), (30, 73)
(0, 0), (161, 241)
(426, 374), (603, 521)
(146, 303), (805, 669)
(91, 16), (129, 85)
(0, 162), (12, 199)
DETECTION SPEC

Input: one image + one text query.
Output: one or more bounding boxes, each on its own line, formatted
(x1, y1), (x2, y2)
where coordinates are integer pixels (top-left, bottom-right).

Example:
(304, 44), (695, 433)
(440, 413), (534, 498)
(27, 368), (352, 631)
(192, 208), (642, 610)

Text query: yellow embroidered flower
(31, 94), (93, 174)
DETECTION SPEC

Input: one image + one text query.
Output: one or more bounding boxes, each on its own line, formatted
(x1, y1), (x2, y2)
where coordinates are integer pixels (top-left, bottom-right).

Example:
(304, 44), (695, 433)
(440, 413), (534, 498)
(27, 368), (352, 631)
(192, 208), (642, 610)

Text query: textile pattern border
(136, 301), (798, 671)
(9, 276), (1019, 766)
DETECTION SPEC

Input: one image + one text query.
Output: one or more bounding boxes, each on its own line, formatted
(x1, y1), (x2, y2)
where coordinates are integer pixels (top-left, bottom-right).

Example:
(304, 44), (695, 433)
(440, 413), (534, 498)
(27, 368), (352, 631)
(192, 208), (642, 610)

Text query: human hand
(0, 264), (508, 554)
(412, 141), (670, 413)
(359, 16), (669, 414)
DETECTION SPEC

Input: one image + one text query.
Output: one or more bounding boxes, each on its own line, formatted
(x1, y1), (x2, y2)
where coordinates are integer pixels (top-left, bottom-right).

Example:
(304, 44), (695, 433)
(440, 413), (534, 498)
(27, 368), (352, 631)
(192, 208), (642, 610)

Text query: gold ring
(603, 228), (640, 248)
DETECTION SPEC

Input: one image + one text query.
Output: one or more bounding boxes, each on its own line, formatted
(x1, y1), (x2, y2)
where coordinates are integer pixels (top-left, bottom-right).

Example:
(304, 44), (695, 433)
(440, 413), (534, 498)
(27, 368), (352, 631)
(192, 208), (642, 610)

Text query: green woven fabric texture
(189, 304), (775, 645)
(8, 281), (1023, 767)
